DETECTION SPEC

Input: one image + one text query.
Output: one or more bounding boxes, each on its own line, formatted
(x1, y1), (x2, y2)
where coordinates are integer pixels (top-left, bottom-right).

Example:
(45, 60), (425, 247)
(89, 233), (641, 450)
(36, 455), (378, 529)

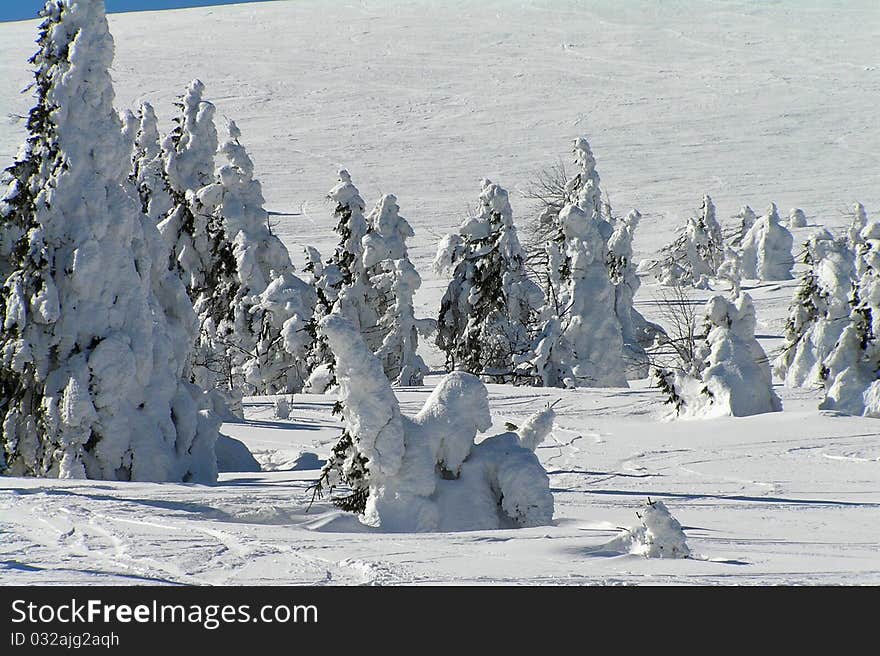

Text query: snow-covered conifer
(131, 102), (173, 223)
(0, 0), (218, 481)
(716, 246), (743, 296)
(654, 195), (724, 287)
(788, 208), (808, 228)
(740, 203), (794, 280)
(730, 205), (757, 247)
(614, 499), (691, 558)
(435, 179), (542, 383)
(311, 315), (554, 531)
(660, 293), (781, 418)
(362, 194), (431, 385)
(774, 230), (854, 387)
(607, 209), (650, 378)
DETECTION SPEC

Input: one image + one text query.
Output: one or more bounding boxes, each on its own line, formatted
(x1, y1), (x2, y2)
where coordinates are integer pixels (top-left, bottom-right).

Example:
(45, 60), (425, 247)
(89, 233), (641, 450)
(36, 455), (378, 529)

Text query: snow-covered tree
(435, 179), (543, 383)
(729, 205), (757, 247)
(195, 120), (315, 396)
(310, 314), (554, 531)
(362, 194), (431, 385)
(652, 195), (724, 288)
(740, 203), (794, 280)
(607, 209), (650, 378)
(716, 246), (743, 296)
(788, 208), (808, 228)
(849, 203), (870, 277)
(527, 138), (628, 388)
(131, 102), (173, 223)
(0, 0), (218, 482)
(773, 230), (854, 387)
(303, 170), (375, 392)
(819, 221), (880, 417)
(658, 293), (782, 418)
(610, 499), (691, 559)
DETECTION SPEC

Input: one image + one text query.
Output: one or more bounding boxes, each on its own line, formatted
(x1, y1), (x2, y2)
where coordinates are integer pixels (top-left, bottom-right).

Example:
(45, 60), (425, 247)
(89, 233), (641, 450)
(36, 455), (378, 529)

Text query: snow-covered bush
(774, 230), (854, 387)
(0, 0), (218, 482)
(658, 293), (782, 418)
(740, 203), (794, 280)
(611, 499), (691, 559)
(527, 138), (628, 388)
(310, 314), (555, 532)
(607, 209), (650, 378)
(819, 220), (880, 417)
(362, 194), (432, 385)
(788, 208), (808, 228)
(435, 179), (543, 383)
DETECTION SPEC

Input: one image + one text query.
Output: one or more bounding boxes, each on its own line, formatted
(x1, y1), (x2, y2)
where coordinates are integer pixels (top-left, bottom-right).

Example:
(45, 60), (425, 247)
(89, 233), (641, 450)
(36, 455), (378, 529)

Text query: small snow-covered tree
(0, 0), (218, 481)
(652, 195), (724, 288)
(658, 293), (781, 418)
(740, 203), (794, 280)
(195, 120), (315, 396)
(819, 221), (880, 417)
(716, 246), (743, 296)
(310, 314), (554, 531)
(303, 170), (375, 392)
(362, 194), (432, 385)
(435, 179), (543, 383)
(607, 209), (650, 378)
(611, 499), (691, 559)
(131, 102), (173, 223)
(788, 208), (808, 228)
(730, 205), (757, 247)
(773, 230), (854, 387)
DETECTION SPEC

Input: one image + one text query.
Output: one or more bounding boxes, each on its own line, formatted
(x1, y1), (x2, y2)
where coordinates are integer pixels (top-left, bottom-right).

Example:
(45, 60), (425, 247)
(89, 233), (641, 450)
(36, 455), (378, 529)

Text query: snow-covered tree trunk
(0, 0), (218, 482)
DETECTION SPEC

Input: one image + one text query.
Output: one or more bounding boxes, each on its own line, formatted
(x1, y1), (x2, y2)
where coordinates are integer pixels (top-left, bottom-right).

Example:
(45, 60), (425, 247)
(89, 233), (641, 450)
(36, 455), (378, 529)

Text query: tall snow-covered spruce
(740, 203), (794, 280)
(527, 137), (628, 388)
(0, 0), (219, 481)
(435, 179), (542, 383)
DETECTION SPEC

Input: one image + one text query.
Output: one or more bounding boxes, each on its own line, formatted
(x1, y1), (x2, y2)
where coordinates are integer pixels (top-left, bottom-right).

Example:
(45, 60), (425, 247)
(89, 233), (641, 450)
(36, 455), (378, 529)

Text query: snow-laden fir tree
(361, 194), (432, 385)
(303, 170), (375, 392)
(310, 314), (554, 531)
(131, 102), (173, 223)
(194, 120), (315, 396)
(849, 203), (869, 276)
(730, 205), (757, 247)
(740, 202), (794, 280)
(435, 180), (543, 383)
(652, 194), (724, 288)
(607, 499), (691, 559)
(716, 245), (743, 296)
(819, 221), (880, 417)
(658, 293), (781, 418)
(527, 138), (628, 388)
(773, 230), (854, 387)
(607, 209), (650, 378)
(0, 0), (219, 481)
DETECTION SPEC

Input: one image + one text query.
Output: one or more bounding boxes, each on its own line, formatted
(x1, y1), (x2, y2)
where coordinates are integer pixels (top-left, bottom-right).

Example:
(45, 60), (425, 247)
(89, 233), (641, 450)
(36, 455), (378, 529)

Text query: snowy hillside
(1, 0), (879, 585)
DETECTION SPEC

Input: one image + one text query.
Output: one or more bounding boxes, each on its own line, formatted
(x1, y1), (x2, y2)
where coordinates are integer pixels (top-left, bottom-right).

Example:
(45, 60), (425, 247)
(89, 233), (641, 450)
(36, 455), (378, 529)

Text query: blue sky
(0, 1), (277, 23)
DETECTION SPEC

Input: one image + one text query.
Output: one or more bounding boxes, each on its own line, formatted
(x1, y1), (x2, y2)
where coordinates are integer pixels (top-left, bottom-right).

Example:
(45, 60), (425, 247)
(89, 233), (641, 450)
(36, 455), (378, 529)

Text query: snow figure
(194, 120), (315, 396)
(613, 499), (691, 559)
(730, 205), (757, 247)
(788, 208), (808, 228)
(303, 170), (375, 392)
(774, 230), (854, 387)
(310, 314), (554, 532)
(131, 102), (173, 223)
(653, 195), (724, 287)
(607, 209), (650, 378)
(0, 0), (219, 482)
(663, 294), (782, 418)
(716, 246), (743, 297)
(740, 203), (794, 280)
(819, 222), (880, 417)
(361, 194), (433, 385)
(435, 180), (543, 383)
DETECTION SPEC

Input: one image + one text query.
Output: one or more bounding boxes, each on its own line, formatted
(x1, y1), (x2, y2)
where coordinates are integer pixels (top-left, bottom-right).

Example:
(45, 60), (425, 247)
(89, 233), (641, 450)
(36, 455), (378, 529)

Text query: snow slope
(1, 0), (879, 584)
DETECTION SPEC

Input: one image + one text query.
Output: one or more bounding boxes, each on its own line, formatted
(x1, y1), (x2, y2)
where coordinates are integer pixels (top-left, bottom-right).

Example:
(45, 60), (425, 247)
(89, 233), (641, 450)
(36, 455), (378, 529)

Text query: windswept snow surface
(1, 1), (879, 584)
